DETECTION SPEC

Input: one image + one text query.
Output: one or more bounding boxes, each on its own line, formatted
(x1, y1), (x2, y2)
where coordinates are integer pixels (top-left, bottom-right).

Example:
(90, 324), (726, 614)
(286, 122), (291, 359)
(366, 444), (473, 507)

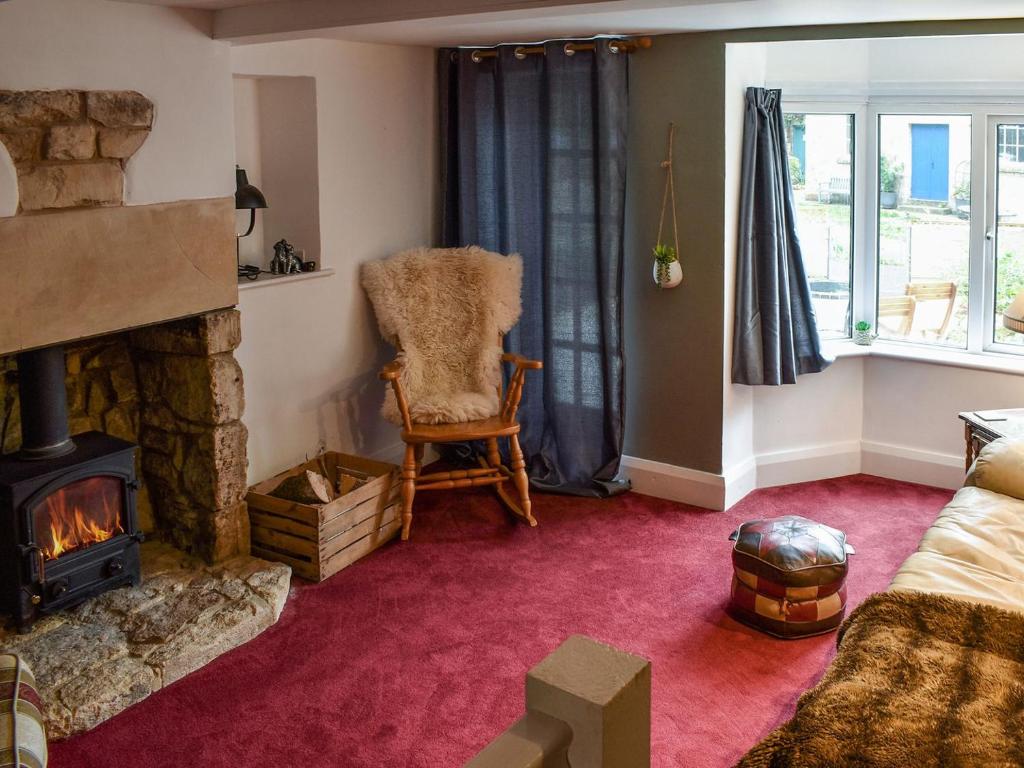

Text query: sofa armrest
(968, 438), (1024, 500)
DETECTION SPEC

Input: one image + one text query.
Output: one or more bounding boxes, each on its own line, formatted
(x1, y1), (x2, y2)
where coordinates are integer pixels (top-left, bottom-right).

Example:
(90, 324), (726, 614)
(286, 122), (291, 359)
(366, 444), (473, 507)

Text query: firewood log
(270, 470), (335, 505)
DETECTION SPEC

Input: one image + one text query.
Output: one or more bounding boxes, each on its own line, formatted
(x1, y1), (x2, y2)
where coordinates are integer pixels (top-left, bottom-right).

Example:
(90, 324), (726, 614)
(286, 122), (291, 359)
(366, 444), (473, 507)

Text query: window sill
(238, 268), (335, 292)
(824, 338), (1024, 376)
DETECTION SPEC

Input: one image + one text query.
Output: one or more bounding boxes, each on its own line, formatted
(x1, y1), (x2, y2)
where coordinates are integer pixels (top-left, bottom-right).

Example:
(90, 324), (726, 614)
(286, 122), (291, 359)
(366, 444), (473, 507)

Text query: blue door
(792, 124), (806, 180)
(910, 124), (949, 201)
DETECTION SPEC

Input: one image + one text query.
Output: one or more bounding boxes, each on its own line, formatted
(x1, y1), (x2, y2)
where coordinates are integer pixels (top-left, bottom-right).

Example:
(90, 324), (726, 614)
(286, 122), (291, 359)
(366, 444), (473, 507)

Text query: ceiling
(111, 0), (1024, 45)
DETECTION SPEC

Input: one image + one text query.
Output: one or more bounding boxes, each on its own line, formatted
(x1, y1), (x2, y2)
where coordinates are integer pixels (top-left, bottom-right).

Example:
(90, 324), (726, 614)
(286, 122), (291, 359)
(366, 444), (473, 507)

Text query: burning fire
(35, 477), (124, 561)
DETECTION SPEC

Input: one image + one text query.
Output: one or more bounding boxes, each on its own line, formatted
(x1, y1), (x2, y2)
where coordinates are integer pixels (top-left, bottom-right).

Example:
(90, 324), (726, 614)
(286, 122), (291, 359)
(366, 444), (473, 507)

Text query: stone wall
(0, 309), (249, 563)
(131, 311), (249, 562)
(0, 89), (153, 212)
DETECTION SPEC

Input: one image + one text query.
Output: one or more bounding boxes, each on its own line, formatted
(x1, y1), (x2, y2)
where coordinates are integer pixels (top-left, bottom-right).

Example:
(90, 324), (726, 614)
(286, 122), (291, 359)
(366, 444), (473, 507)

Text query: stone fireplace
(0, 89), (289, 737)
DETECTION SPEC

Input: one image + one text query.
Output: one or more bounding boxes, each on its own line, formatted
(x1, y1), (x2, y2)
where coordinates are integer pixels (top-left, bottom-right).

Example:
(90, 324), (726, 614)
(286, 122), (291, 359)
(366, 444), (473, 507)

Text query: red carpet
(52, 474), (950, 767)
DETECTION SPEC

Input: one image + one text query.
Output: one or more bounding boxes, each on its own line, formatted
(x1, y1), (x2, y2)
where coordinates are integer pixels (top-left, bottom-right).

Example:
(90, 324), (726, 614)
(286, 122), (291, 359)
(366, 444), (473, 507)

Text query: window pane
(993, 120), (1024, 349)
(785, 113), (853, 339)
(876, 115), (971, 347)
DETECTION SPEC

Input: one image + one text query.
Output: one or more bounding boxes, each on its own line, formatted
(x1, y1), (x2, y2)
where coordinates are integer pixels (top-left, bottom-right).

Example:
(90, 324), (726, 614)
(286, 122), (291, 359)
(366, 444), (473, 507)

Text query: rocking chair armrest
(501, 353), (543, 370)
(379, 360), (404, 381)
(379, 359), (413, 431)
(499, 355), (541, 422)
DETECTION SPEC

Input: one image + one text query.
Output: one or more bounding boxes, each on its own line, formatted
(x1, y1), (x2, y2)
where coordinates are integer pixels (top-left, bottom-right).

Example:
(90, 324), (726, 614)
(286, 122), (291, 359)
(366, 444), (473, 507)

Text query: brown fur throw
(361, 246), (523, 425)
(739, 590), (1024, 767)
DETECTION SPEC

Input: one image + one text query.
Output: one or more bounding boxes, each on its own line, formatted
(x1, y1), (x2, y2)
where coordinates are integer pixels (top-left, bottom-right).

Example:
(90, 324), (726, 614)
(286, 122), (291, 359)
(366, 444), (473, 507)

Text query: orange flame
(35, 477), (124, 561)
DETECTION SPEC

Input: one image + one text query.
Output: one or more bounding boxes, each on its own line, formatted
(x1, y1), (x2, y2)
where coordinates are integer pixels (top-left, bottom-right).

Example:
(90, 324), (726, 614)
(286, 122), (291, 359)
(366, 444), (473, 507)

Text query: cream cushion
(890, 438), (1024, 614)
(967, 436), (1024, 500)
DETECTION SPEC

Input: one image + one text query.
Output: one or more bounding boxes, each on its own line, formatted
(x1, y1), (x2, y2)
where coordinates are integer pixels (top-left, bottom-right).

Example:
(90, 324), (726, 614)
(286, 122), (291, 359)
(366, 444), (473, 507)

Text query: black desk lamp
(235, 165), (267, 280)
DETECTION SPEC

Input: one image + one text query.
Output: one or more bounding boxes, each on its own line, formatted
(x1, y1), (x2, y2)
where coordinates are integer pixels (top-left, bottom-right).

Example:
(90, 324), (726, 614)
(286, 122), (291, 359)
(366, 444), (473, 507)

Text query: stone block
(0, 90), (82, 129)
(138, 352), (244, 426)
(182, 421), (248, 510)
(103, 405), (136, 441)
(86, 90), (154, 128)
(17, 161), (122, 211)
(526, 635), (651, 768)
(0, 129), (43, 163)
(136, 483), (156, 532)
(98, 127), (150, 159)
(64, 349), (83, 375)
(139, 426), (176, 455)
(130, 309), (242, 356)
(51, 657), (157, 740)
(0, 621), (128, 692)
(203, 499), (251, 562)
(46, 123), (96, 160)
(86, 378), (113, 416)
(141, 450), (178, 490)
(69, 414), (95, 436)
(109, 364), (138, 403)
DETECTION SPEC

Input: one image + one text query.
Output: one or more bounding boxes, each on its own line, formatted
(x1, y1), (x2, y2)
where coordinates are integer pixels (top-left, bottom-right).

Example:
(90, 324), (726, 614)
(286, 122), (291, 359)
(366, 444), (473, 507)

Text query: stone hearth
(0, 542), (290, 739)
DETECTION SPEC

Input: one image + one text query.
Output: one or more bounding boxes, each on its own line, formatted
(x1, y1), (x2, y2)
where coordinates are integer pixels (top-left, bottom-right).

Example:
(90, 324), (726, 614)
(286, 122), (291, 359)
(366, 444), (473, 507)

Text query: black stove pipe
(16, 346), (75, 460)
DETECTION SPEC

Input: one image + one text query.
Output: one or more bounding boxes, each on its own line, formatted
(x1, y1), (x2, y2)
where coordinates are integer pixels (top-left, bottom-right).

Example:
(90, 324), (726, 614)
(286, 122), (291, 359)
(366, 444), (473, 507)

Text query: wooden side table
(958, 409), (1024, 471)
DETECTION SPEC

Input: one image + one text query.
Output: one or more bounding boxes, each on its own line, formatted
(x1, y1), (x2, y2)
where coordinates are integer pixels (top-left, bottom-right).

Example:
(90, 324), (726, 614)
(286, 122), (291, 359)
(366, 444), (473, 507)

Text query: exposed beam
(214, 0), (621, 43)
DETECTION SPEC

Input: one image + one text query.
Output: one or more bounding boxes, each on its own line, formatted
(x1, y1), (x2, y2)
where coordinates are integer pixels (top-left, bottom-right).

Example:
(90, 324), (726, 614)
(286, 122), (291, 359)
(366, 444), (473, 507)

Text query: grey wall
(623, 18), (1024, 475)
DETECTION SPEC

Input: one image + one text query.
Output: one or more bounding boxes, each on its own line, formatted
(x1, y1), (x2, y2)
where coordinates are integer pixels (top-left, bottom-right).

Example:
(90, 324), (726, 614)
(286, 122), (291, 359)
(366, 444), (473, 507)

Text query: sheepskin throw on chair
(361, 246), (523, 425)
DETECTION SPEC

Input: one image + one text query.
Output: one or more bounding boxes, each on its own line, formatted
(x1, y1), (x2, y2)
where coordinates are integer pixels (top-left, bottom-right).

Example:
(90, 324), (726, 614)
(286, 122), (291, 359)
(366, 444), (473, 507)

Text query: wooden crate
(247, 452), (401, 581)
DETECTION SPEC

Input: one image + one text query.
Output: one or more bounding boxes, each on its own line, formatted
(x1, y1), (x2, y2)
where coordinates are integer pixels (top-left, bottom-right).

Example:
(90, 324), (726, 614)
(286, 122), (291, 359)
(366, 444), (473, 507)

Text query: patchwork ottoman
(728, 515), (854, 639)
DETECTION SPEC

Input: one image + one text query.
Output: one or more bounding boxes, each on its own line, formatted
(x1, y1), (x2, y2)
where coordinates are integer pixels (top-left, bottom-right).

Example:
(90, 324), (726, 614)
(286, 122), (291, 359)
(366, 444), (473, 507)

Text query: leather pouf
(0, 654), (47, 767)
(728, 515), (854, 639)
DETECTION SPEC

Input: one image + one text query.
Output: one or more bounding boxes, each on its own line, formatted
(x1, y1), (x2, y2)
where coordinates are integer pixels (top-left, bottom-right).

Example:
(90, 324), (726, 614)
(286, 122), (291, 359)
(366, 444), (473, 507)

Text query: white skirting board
(621, 440), (963, 511)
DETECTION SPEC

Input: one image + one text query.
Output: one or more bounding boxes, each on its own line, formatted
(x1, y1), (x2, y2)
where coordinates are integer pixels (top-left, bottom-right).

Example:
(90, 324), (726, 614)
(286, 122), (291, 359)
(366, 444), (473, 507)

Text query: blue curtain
(732, 88), (832, 385)
(439, 41), (629, 497)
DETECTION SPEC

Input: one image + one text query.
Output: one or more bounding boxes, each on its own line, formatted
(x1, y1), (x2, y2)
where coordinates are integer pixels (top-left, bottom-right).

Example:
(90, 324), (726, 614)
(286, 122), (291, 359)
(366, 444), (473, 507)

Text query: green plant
(854, 321), (872, 332)
(788, 155), (804, 186)
(954, 177), (970, 200)
(879, 155), (904, 194)
(653, 243), (677, 286)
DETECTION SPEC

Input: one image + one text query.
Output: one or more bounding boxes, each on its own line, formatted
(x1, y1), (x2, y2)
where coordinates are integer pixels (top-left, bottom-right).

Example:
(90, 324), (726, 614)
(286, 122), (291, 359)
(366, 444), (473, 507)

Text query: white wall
(234, 75), (321, 270)
(861, 358), (1022, 484)
(232, 77), (266, 266)
(0, 0), (234, 207)
(721, 43), (767, 505)
(231, 39), (437, 483)
(766, 35), (1024, 91)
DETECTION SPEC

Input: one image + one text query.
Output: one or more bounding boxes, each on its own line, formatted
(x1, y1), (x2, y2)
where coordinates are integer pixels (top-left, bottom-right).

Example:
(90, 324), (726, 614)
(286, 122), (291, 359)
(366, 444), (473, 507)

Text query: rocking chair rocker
(361, 246), (542, 540)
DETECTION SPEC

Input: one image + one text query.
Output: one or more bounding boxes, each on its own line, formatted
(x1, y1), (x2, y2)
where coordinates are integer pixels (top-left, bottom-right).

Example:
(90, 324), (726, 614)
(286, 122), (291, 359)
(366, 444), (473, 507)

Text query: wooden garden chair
(878, 295), (917, 337)
(904, 281), (957, 340)
(361, 246), (543, 540)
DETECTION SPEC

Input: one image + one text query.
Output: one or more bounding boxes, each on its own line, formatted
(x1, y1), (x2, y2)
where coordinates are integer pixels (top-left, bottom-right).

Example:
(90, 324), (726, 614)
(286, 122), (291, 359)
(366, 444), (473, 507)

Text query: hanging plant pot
(653, 258), (683, 288)
(651, 122), (682, 290)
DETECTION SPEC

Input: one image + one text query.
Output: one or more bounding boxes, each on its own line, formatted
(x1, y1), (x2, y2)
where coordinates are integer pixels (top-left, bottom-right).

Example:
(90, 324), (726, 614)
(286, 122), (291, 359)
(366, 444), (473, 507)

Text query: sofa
(740, 438), (1024, 767)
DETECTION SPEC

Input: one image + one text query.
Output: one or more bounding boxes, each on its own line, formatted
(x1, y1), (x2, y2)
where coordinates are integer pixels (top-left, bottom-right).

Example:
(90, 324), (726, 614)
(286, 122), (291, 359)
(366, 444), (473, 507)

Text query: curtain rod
(466, 36), (652, 63)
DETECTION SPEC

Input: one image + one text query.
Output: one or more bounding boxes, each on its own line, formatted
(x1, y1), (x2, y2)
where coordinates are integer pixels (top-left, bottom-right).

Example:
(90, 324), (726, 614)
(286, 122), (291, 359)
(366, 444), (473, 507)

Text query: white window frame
(784, 93), (1024, 358)
(784, 101), (867, 340)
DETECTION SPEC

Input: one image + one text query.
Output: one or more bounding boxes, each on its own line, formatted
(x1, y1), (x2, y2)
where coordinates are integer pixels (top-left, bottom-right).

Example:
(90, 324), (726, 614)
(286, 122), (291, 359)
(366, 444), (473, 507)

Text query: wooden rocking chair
(362, 246), (542, 540)
(380, 350), (542, 540)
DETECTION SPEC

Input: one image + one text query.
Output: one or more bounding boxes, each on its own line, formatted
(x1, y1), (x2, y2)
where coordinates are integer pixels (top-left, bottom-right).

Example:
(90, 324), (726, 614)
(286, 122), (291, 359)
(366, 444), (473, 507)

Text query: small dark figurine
(270, 239), (303, 275)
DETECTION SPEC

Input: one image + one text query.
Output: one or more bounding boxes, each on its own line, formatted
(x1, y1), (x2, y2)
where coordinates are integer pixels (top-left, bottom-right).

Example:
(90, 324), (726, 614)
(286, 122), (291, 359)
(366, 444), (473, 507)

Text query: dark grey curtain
(439, 41), (629, 497)
(732, 88), (832, 385)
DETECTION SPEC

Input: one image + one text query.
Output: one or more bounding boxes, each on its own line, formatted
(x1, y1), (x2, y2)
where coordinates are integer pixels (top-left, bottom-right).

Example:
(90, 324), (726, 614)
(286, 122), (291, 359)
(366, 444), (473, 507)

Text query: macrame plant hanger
(654, 122), (682, 288)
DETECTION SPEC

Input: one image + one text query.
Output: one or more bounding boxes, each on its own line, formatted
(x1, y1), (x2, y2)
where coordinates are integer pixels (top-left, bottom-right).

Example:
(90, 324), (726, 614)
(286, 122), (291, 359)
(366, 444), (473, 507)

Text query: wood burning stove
(0, 345), (143, 632)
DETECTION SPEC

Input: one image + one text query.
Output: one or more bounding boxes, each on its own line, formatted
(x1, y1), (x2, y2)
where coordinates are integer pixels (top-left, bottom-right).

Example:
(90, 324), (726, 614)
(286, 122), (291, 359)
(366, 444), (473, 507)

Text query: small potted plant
(854, 320), (873, 346)
(954, 177), (970, 217)
(652, 243), (682, 289)
(879, 155), (903, 209)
